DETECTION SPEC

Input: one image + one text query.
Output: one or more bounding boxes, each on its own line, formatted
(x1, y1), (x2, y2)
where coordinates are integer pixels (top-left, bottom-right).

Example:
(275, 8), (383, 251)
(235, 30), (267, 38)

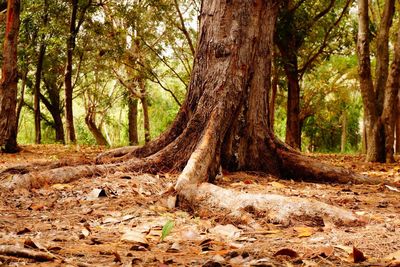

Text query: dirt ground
(1, 145), (400, 266)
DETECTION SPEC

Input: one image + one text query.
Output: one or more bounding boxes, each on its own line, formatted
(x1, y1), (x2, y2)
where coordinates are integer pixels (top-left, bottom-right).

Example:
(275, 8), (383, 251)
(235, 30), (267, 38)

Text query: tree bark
(139, 82), (151, 144)
(85, 109), (108, 146)
(64, 0), (78, 144)
(381, 21), (400, 162)
(357, 0), (395, 162)
(341, 111), (347, 153)
(0, 0), (20, 153)
(128, 97), (139, 145)
(33, 43), (46, 144)
(396, 93), (400, 154)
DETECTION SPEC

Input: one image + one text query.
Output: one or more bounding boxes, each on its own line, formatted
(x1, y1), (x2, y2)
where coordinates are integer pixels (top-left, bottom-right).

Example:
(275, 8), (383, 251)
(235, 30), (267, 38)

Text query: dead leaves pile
(0, 147), (400, 266)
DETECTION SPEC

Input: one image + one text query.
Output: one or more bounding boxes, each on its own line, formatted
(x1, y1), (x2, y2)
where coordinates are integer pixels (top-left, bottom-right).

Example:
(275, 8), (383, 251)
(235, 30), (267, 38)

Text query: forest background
(0, 0), (381, 155)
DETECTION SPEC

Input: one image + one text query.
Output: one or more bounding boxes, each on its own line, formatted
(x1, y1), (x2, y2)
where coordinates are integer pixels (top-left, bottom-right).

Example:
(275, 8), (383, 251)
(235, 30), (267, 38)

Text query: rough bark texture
(382, 21), (400, 162)
(0, 0), (20, 153)
(357, 0), (395, 162)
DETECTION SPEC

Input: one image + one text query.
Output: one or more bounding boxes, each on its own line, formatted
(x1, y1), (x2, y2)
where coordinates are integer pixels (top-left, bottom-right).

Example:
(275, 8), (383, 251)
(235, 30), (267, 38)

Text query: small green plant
(160, 220), (174, 242)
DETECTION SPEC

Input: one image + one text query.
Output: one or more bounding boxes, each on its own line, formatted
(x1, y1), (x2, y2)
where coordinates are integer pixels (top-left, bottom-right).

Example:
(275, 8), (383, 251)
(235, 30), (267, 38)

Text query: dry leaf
(294, 226), (314, 237)
(121, 230), (148, 246)
(351, 246), (367, 263)
(274, 248), (299, 258)
(210, 224), (241, 239)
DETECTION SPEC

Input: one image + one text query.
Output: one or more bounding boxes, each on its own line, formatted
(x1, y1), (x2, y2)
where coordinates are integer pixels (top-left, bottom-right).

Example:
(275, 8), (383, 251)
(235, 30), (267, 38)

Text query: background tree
(275, 0), (352, 150)
(0, 0), (21, 153)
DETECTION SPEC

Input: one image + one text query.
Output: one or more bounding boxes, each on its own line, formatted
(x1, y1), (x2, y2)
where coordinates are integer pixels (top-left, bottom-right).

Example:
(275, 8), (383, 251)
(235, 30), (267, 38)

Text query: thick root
(4, 164), (118, 190)
(178, 182), (362, 226)
(95, 146), (138, 163)
(0, 245), (56, 261)
(278, 149), (383, 185)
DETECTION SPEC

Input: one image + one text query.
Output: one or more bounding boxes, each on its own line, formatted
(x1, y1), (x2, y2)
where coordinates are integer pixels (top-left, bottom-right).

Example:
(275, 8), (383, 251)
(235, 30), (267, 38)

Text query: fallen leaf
(166, 242), (181, 253)
(87, 188), (107, 200)
(167, 195), (177, 209)
(274, 248), (299, 258)
(17, 227), (31, 235)
(294, 226), (314, 237)
(121, 230), (148, 246)
(210, 224), (241, 239)
(351, 247), (367, 263)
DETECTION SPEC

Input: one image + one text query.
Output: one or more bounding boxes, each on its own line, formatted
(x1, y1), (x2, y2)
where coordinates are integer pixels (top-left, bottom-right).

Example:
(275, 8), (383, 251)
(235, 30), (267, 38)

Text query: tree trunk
(341, 111), (347, 153)
(381, 20), (400, 163)
(282, 55), (301, 150)
(139, 79), (150, 143)
(85, 111), (109, 146)
(357, 0), (395, 162)
(0, 0), (20, 153)
(33, 43), (46, 144)
(396, 93), (400, 154)
(357, 0), (385, 162)
(269, 49), (278, 132)
(128, 97), (139, 146)
(16, 69), (27, 132)
(64, 0), (78, 144)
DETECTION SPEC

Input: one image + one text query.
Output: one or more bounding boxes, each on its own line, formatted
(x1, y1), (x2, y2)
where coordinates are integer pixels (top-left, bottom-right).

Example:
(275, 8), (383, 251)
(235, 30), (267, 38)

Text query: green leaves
(160, 220), (174, 242)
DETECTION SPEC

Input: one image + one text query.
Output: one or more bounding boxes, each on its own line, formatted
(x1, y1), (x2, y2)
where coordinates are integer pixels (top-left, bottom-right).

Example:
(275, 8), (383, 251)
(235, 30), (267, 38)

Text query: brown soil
(1, 145), (400, 266)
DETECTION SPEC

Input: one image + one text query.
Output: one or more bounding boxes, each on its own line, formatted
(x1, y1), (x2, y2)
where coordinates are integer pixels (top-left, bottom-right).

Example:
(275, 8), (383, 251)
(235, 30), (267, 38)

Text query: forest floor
(1, 145), (400, 266)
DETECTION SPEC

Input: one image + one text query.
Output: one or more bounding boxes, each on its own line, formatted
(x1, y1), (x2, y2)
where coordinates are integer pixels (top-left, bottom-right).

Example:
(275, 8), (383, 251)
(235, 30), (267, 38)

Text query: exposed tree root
(95, 146), (137, 163)
(4, 163), (118, 190)
(0, 245), (56, 262)
(178, 182), (363, 226)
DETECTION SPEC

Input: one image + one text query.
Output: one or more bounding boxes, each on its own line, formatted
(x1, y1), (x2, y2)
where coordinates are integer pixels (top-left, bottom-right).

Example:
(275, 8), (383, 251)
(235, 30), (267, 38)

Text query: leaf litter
(0, 145), (399, 266)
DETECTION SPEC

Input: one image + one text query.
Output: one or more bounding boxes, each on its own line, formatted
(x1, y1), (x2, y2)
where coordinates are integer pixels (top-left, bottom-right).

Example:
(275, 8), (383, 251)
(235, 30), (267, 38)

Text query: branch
(140, 38), (188, 88)
(313, 0), (335, 23)
(173, 0), (196, 56)
(299, 0), (352, 77)
(112, 68), (142, 99)
(289, 0), (307, 12)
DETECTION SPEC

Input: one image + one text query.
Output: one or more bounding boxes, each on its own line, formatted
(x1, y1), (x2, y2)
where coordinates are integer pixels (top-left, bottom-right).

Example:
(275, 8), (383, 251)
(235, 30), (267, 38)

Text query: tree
(356, 0), (400, 162)
(64, 0), (92, 144)
(5, 0), (376, 225)
(275, 0), (352, 150)
(0, 0), (20, 153)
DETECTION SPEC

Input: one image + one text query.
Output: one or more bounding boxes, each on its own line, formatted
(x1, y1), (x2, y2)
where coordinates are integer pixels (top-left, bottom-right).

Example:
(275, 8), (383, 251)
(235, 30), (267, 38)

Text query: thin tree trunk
(64, 0), (78, 144)
(85, 111), (109, 146)
(0, 0), (20, 153)
(33, 43), (46, 144)
(128, 97), (139, 145)
(139, 79), (150, 143)
(269, 49), (278, 131)
(341, 111), (347, 153)
(16, 69), (27, 132)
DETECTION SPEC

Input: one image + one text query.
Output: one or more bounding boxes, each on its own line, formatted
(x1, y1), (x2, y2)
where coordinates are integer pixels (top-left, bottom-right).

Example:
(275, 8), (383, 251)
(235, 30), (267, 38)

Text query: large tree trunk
(128, 97), (139, 145)
(139, 79), (151, 143)
(0, 0), (20, 153)
(396, 93), (400, 154)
